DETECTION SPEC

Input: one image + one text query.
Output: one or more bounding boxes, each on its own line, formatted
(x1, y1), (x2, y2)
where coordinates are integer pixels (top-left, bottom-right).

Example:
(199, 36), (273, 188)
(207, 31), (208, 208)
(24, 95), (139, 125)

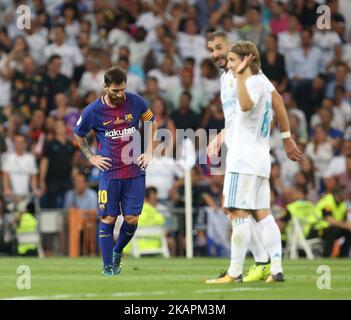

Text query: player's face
(207, 37), (229, 69)
(106, 82), (127, 105)
(227, 52), (242, 75)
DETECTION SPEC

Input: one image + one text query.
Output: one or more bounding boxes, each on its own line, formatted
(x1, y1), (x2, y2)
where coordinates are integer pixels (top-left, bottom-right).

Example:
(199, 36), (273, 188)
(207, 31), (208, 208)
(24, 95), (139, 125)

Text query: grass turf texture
(0, 257), (350, 300)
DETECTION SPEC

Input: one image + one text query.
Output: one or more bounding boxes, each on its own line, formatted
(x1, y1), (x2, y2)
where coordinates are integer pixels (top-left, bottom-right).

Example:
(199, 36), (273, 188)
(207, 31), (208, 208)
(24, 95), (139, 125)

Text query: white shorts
(223, 172), (270, 210)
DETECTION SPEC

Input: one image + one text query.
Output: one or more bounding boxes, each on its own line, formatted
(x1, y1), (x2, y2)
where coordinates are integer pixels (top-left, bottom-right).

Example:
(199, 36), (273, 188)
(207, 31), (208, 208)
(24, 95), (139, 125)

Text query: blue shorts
(98, 175), (145, 217)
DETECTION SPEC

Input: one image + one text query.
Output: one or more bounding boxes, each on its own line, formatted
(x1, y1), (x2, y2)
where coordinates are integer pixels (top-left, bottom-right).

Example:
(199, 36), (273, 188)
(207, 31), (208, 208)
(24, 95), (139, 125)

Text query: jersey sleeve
(138, 96), (155, 122)
(73, 107), (94, 137)
(245, 76), (264, 106)
(260, 72), (276, 93)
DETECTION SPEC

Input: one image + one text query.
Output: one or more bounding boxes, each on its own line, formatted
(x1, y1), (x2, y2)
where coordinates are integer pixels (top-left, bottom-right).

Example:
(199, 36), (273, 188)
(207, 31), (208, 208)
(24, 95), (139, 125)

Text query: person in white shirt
(206, 32), (302, 284)
(277, 13), (301, 56)
(1, 134), (40, 200)
(44, 24), (83, 79)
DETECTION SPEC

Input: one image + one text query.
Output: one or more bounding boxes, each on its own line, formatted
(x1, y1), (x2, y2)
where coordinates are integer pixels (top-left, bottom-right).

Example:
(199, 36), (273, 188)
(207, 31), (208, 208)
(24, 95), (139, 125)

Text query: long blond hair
(229, 40), (261, 74)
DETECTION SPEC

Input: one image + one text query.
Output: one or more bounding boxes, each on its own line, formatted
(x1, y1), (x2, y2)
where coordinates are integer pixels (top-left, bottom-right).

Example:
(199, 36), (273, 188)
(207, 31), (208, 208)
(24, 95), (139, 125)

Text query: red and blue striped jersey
(74, 91), (154, 180)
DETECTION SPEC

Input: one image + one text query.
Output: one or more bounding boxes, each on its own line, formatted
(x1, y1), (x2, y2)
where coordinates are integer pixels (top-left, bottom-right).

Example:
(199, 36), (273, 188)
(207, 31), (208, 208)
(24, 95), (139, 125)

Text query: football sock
(227, 218), (251, 278)
(99, 222), (115, 267)
(113, 221), (138, 254)
(259, 215), (283, 274)
(248, 215), (270, 264)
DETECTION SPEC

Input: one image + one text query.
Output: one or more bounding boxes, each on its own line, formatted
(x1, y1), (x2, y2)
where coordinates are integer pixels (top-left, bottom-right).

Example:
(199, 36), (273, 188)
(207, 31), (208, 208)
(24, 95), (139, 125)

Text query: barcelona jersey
(73, 91), (154, 180)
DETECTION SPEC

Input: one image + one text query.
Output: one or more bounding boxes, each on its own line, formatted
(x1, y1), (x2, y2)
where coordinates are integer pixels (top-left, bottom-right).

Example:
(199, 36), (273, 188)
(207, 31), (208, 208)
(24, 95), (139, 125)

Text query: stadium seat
(130, 226), (170, 258)
(38, 209), (65, 256)
(285, 216), (323, 259)
(16, 232), (45, 258)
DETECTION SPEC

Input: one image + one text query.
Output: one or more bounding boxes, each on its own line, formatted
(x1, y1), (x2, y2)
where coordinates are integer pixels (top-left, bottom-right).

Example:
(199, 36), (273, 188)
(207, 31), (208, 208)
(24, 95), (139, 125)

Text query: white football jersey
(220, 70), (274, 178)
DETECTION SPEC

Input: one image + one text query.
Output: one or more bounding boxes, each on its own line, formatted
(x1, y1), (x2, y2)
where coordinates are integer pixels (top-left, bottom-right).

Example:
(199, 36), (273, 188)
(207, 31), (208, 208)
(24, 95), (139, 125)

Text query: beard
(214, 55), (227, 69)
(107, 92), (124, 105)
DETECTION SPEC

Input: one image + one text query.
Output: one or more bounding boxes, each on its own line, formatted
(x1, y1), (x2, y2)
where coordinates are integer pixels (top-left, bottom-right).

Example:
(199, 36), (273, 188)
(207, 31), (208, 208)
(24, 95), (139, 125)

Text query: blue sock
(99, 222), (115, 268)
(113, 221), (138, 254)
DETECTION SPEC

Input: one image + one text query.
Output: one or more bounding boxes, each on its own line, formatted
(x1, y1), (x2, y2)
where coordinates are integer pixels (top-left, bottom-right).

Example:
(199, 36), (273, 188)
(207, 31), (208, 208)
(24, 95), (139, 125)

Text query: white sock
(258, 215), (283, 274)
(248, 215), (269, 264)
(227, 218), (251, 278)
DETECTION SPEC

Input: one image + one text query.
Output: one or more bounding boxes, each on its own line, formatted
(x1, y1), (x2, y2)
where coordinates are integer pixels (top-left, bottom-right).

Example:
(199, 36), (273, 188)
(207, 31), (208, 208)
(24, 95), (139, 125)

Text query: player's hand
(137, 153), (152, 170)
(283, 137), (302, 162)
(236, 54), (254, 74)
(207, 137), (221, 158)
(89, 155), (112, 171)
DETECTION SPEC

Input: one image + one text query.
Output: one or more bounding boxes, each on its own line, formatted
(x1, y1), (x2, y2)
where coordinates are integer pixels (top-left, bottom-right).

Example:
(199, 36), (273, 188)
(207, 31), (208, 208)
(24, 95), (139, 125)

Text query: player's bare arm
(74, 133), (112, 171)
(137, 120), (158, 169)
(207, 129), (226, 157)
(271, 91), (302, 162)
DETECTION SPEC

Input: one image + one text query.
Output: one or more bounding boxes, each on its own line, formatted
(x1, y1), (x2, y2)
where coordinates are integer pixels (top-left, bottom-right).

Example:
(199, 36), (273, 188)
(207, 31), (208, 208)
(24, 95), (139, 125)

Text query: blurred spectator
(150, 96), (176, 150)
(171, 91), (200, 132)
(15, 201), (38, 256)
(278, 13), (301, 55)
(1, 134), (40, 200)
(295, 0), (319, 28)
(334, 156), (351, 200)
(167, 67), (208, 114)
(240, 5), (271, 51)
(117, 56), (145, 94)
(152, 33), (182, 70)
(10, 55), (46, 122)
(261, 34), (288, 93)
(325, 62), (351, 99)
(218, 13), (240, 44)
(199, 58), (220, 102)
(64, 173), (97, 210)
(295, 74), (327, 125)
(328, 0), (346, 42)
(42, 54), (71, 114)
(49, 93), (80, 133)
(23, 19), (48, 66)
(201, 93), (225, 133)
(315, 184), (351, 257)
(176, 17), (209, 64)
(305, 125), (334, 191)
(78, 52), (105, 98)
(269, 1), (288, 36)
(44, 24), (84, 79)
(28, 109), (46, 159)
(147, 55), (180, 96)
(194, 0), (222, 33)
(313, 28), (342, 69)
(142, 77), (162, 105)
(286, 28), (325, 92)
(324, 139), (351, 178)
(39, 120), (75, 208)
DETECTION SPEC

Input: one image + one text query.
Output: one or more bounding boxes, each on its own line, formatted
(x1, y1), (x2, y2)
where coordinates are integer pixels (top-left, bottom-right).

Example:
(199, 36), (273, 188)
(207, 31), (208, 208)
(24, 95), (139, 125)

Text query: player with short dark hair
(74, 66), (157, 275)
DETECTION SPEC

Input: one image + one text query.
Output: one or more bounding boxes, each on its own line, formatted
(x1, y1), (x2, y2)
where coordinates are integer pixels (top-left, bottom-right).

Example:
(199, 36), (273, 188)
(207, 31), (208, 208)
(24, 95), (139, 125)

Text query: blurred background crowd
(0, 0), (351, 258)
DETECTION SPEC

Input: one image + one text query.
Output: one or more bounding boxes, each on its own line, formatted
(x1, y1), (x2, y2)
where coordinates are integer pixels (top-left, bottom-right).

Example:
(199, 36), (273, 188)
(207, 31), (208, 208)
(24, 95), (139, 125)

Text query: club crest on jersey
(99, 203), (105, 210)
(125, 114), (133, 123)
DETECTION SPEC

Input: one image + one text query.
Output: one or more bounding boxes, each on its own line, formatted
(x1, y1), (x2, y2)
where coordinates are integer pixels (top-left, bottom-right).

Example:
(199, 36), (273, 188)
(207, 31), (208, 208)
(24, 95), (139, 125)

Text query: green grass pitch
(0, 257), (350, 300)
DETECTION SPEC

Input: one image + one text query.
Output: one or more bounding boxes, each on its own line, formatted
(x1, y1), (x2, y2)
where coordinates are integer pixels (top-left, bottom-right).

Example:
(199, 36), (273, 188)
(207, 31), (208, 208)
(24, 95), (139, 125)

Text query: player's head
(207, 31), (230, 70)
(227, 40), (261, 75)
(104, 67), (127, 105)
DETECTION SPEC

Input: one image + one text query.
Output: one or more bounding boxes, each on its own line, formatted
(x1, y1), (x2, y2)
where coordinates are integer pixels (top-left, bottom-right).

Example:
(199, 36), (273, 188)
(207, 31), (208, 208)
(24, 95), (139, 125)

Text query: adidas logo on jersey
(105, 127), (136, 139)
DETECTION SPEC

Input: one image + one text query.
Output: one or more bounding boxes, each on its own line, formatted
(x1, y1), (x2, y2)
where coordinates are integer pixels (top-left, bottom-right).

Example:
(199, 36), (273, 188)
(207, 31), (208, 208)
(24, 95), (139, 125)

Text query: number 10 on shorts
(98, 190), (108, 204)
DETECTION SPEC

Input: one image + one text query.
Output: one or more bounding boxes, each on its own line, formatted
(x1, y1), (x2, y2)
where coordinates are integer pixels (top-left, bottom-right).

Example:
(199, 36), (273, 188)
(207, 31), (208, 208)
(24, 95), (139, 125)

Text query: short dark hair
(104, 67), (127, 87)
(145, 186), (157, 198)
(208, 30), (228, 42)
(48, 54), (61, 64)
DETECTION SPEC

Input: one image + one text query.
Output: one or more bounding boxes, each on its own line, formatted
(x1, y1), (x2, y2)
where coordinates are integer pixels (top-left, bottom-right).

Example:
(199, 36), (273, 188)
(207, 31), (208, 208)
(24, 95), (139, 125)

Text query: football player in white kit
(206, 32), (302, 284)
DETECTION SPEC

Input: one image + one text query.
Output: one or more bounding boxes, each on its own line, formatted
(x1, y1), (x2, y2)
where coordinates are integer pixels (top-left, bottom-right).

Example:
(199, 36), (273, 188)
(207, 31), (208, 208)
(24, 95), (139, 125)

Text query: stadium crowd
(0, 0), (351, 258)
